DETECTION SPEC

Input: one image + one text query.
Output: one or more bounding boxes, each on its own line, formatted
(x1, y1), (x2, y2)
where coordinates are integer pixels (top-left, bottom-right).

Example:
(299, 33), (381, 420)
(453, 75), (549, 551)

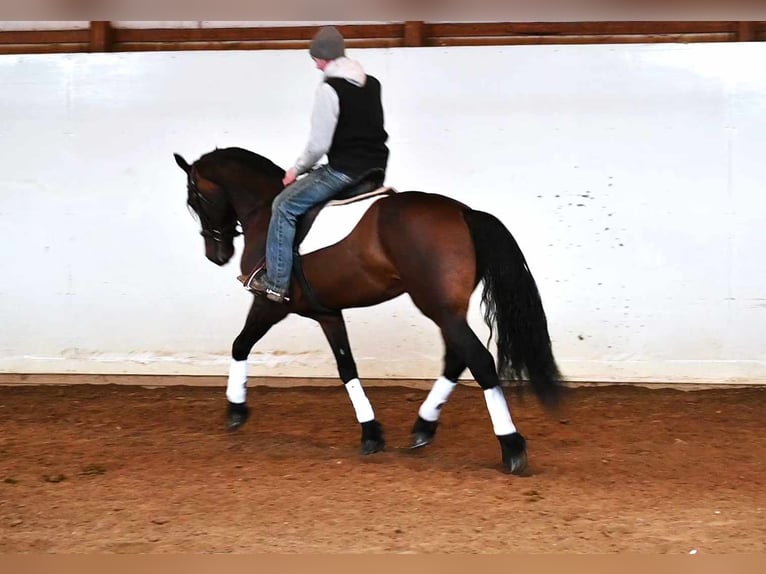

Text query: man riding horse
(244, 26), (389, 304)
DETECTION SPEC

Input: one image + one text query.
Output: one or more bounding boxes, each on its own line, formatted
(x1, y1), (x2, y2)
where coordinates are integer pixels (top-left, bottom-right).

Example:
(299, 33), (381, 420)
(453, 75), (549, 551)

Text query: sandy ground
(0, 377), (764, 553)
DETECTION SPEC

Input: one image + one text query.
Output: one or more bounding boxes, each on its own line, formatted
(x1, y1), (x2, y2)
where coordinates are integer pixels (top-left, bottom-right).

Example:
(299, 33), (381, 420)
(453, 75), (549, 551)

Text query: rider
(246, 25), (389, 303)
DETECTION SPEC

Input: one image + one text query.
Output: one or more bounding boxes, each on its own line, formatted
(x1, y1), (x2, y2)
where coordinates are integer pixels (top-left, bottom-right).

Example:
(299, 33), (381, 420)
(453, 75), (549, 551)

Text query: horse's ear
(174, 153), (191, 174)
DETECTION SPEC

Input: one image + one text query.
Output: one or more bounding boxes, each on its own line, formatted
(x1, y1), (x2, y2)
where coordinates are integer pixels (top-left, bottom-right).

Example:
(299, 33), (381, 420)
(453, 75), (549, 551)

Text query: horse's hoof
(226, 402), (250, 432)
(360, 420), (385, 455)
(360, 439), (385, 455)
(498, 432), (530, 476)
(504, 449), (529, 475)
(410, 432), (433, 449)
(410, 416), (438, 449)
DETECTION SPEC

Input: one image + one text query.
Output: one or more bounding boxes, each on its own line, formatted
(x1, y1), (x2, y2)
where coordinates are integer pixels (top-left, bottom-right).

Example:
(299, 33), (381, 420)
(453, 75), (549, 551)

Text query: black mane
(197, 147), (285, 180)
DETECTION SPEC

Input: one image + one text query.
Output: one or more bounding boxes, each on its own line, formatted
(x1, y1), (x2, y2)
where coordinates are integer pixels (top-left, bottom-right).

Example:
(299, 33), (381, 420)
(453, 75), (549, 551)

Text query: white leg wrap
(344, 378), (375, 423)
(483, 386), (517, 436)
(418, 376), (458, 422)
(226, 359), (248, 404)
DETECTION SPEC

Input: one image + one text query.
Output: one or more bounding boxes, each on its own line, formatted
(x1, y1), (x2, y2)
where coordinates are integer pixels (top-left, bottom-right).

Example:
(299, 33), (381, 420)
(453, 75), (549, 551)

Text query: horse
(174, 147), (562, 475)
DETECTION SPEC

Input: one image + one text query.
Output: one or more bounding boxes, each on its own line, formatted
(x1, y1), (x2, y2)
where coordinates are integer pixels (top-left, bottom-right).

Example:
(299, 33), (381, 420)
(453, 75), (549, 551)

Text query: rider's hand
(282, 168), (297, 187)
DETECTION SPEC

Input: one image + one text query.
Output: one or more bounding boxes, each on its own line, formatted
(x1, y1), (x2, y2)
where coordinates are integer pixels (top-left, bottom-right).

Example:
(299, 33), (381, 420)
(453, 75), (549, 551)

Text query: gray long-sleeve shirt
(293, 57), (367, 175)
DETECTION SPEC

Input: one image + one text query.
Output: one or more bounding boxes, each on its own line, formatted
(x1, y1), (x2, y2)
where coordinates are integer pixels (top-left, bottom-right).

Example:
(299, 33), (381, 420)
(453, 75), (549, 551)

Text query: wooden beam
(403, 21), (425, 47)
(0, 44), (89, 54)
(429, 34), (735, 47)
(113, 39), (405, 53)
(737, 21), (756, 41)
(113, 23), (403, 44)
(0, 29), (88, 45)
(89, 21), (113, 52)
(1, 22), (765, 55)
(428, 21), (739, 38)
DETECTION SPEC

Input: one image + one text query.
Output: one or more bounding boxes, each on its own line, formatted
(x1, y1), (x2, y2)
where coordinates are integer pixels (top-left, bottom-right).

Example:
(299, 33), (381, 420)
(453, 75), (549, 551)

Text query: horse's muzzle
(205, 240), (234, 266)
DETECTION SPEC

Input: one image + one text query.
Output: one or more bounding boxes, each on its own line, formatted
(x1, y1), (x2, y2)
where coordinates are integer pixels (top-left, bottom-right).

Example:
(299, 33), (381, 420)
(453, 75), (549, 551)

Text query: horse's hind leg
(407, 300), (527, 474)
(410, 345), (463, 448)
(437, 314), (528, 474)
(316, 312), (385, 455)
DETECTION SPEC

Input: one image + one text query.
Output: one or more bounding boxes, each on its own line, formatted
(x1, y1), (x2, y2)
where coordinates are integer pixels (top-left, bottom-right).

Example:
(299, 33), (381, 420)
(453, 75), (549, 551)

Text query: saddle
(239, 168), (394, 310)
(294, 168), (387, 246)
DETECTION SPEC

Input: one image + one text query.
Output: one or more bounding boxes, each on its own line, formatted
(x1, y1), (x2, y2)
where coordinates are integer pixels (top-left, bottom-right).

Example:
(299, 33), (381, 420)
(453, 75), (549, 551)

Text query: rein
(187, 174), (242, 242)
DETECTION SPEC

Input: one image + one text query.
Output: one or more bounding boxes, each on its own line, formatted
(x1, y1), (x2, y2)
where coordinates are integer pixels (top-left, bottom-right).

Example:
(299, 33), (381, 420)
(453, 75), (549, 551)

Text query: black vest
(325, 75), (389, 179)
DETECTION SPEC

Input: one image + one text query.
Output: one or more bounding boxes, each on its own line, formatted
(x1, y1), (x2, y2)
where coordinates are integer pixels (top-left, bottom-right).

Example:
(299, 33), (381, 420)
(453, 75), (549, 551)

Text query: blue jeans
(264, 165), (352, 295)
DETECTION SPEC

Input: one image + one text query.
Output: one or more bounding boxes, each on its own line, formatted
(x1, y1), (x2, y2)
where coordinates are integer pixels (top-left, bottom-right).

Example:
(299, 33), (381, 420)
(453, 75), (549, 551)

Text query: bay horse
(174, 147), (561, 475)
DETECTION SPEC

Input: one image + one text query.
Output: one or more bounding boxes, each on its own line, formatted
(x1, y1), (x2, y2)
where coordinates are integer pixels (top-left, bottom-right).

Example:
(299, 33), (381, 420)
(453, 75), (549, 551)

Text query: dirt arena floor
(0, 377), (764, 554)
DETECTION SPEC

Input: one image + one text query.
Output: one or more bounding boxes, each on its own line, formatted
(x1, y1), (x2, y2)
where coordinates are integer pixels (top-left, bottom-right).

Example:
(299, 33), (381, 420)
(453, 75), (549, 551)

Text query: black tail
(464, 209), (562, 407)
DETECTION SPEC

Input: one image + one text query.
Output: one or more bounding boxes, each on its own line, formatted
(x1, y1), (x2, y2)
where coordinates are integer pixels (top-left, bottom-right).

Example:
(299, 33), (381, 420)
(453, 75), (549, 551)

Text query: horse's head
(174, 153), (239, 266)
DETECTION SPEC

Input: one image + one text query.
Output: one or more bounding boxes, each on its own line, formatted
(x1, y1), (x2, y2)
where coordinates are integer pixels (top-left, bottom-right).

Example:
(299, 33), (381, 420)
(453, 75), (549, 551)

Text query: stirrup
(264, 289), (290, 304)
(239, 266), (268, 294)
(238, 258), (265, 290)
(238, 268), (290, 303)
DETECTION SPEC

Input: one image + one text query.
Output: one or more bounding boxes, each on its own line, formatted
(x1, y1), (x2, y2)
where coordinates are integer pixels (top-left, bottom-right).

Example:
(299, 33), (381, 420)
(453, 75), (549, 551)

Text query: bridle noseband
(187, 173), (242, 243)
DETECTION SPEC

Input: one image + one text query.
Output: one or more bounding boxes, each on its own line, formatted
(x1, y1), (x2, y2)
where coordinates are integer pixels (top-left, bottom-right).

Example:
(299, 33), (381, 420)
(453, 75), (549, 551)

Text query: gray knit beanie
(309, 26), (345, 60)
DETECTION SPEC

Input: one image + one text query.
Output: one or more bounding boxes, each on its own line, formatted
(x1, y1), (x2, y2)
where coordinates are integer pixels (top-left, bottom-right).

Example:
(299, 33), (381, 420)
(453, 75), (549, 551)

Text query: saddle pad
(298, 189), (390, 256)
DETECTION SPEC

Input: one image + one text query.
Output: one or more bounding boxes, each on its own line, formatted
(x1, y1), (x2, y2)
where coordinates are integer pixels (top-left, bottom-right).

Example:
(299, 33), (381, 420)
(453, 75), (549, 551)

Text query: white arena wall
(1, 42), (765, 385)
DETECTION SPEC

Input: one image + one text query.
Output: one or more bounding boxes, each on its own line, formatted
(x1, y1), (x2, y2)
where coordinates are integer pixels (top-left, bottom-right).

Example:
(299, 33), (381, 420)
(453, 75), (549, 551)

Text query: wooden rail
(0, 21), (764, 54)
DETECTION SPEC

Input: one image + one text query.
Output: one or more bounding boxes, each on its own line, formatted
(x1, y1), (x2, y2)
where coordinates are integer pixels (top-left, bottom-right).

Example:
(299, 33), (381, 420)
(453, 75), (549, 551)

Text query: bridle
(186, 173), (242, 243)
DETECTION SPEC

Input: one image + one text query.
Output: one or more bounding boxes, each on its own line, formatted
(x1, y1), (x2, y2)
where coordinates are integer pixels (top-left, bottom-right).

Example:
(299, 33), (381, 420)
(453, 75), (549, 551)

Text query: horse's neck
(233, 187), (278, 274)
(227, 177), (280, 234)
(242, 208), (271, 256)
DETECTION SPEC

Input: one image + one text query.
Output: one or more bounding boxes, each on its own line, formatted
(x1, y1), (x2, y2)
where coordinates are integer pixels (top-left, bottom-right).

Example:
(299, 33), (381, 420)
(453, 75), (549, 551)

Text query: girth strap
(290, 247), (336, 314)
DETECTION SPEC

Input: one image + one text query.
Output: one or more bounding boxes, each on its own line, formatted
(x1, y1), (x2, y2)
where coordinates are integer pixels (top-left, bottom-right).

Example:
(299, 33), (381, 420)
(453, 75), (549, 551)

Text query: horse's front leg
(226, 298), (289, 431)
(315, 311), (385, 454)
